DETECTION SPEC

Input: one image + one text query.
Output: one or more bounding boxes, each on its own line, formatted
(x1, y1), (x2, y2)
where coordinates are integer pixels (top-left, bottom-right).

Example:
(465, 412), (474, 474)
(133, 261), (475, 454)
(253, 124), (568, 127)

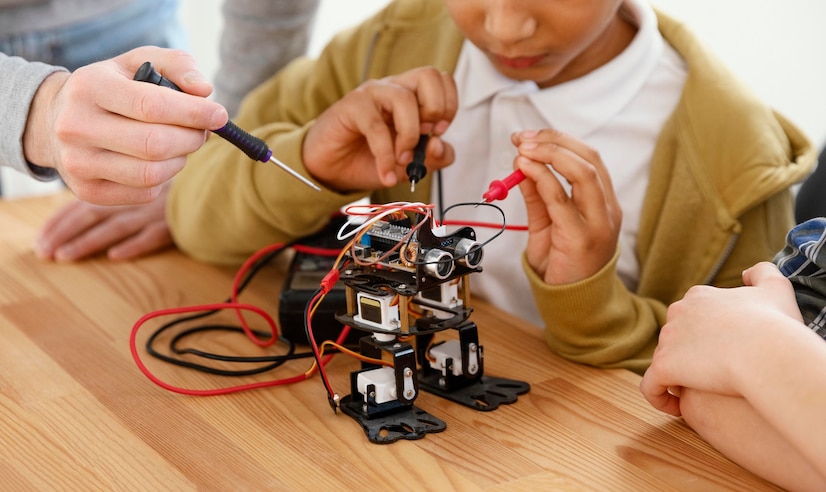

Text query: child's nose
(484, 3), (537, 46)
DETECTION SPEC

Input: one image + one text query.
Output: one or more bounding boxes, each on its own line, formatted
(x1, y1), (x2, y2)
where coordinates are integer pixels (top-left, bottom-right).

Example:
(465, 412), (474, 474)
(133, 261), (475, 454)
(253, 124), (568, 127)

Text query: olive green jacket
(168, 0), (815, 373)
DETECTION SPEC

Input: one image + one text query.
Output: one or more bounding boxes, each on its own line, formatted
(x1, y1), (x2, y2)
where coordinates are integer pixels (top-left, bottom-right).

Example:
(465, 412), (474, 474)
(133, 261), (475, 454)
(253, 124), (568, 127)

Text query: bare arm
(640, 262), (826, 489)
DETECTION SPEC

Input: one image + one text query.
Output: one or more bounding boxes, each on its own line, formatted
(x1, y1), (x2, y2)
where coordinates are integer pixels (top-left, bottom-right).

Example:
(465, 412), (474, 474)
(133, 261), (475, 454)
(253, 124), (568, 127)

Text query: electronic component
(279, 249), (360, 345)
(356, 366), (398, 404)
(429, 340), (474, 377)
(133, 61), (320, 192)
(406, 134), (429, 192)
(354, 292), (400, 332)
(417, 281), (462, 320)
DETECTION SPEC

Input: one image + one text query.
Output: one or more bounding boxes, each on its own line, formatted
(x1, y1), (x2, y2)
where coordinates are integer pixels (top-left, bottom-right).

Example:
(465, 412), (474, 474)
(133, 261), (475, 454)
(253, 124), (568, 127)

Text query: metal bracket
(418, 374), (530, 411)
(339, 395), (446, 444)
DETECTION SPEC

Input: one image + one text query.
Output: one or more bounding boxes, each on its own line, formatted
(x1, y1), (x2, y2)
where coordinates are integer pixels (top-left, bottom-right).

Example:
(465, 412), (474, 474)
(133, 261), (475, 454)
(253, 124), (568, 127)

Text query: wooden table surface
(0, 192), (780, 491)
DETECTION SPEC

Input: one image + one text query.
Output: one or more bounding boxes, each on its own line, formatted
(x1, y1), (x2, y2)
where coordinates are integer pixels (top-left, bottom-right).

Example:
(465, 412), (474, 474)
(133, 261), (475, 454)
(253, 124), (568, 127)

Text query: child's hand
(640, 262), (804, 416)
(511, 129), (621, 285)
(302, 67), (457, 192)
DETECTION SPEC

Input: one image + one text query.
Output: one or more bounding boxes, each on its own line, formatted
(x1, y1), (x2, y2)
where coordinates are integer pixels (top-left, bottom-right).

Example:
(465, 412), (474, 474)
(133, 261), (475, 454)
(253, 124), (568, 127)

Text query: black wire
(401, 201), (508, 267)
(144, 235), (323, 376)
(441, 201), (509, 247)
(436, 169), (445, 221)
(303, 287), (328, 385)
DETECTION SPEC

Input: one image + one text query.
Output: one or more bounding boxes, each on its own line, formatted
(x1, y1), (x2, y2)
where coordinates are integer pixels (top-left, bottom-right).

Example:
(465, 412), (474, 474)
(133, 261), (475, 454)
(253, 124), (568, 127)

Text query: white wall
(6, 0), (825, 197)
(652, 0), (826, 150)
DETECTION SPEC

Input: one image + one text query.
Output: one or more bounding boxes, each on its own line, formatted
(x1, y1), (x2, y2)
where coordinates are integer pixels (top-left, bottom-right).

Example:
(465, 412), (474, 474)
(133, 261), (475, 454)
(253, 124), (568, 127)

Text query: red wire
(305, 290), (336, 397)
(130, 209), (511, 398)
(129, 302), (311, 395)
(440, 219), (528, 231)
(227, 242), (342, 347)
(130, 241), (344, 397)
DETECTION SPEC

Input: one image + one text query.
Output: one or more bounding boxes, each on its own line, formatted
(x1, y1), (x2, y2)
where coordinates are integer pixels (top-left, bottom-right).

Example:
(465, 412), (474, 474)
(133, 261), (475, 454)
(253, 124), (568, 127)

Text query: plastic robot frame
(333, 204), (530, 444)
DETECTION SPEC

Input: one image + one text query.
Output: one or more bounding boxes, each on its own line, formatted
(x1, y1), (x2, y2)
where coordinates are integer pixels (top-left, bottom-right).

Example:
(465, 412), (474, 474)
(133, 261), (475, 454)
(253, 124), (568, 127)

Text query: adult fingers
(34, 201), (119, 259)
(55, 115), (206, 174)
(67, 51), (227, 132)
(57, 151), (185, 200)
(65, 178), (165, 206)
(115, 46), (214, 98)
(107, 222), (173, 261)
(52, 210), (148, 262)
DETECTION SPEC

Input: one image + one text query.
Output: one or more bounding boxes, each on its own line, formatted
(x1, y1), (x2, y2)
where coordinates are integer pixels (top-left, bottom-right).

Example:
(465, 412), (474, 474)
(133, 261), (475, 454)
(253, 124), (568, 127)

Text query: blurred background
(6, 0), (826, 196)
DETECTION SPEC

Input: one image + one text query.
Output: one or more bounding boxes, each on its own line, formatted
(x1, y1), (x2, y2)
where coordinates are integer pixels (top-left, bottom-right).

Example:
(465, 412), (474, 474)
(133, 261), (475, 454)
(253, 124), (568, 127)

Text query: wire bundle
(130, 201), (513, 408)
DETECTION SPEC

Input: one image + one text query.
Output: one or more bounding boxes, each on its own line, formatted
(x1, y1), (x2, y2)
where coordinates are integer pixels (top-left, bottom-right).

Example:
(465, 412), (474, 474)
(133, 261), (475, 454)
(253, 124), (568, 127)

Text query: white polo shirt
(434, 0), (688, 327)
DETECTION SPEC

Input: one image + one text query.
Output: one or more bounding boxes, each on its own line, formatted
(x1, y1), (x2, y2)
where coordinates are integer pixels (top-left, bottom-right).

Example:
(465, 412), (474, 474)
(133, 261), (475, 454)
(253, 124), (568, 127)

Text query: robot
(333, 206), (530, 444)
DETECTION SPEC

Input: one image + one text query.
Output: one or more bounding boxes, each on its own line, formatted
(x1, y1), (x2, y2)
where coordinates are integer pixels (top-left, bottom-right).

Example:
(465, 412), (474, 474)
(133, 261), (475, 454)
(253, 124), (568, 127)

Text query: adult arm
(17, 46), (228, 205)
(0, 53), (65, 180)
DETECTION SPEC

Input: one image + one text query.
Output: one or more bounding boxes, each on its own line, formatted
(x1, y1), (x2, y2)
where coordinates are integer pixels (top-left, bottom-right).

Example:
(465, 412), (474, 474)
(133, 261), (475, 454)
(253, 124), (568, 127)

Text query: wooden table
(0, 193), (780, 491)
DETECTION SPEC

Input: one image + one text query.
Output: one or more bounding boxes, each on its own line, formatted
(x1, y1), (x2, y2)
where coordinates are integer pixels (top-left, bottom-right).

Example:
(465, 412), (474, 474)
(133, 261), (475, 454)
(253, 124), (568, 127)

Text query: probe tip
(268, 156), (321, 192)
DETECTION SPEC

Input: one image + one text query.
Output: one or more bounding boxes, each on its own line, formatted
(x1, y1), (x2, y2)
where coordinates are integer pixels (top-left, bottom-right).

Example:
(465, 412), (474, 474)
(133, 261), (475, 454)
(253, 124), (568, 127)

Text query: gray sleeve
(0, 53), (64, 180)
(0, 0), (47, 6)
(213, 0), (320, 116)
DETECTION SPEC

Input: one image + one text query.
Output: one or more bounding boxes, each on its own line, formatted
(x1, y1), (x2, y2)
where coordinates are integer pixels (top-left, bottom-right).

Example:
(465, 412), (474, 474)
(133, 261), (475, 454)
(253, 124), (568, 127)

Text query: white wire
(336, 202), (431, 241)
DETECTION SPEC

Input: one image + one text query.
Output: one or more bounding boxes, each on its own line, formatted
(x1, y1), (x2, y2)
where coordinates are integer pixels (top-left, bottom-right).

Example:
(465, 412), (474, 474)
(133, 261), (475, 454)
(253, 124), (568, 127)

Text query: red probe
(480, 169), (526, 203)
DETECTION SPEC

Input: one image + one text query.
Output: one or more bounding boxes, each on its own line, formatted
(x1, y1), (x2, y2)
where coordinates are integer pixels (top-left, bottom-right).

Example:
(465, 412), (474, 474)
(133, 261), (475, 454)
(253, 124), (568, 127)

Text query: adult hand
(22, 46), (228, 205)
(33, 182), (173, 262)
(640, 262), (804, 416)
(302, 66), (457, 192)
(512, 129), (622, 285)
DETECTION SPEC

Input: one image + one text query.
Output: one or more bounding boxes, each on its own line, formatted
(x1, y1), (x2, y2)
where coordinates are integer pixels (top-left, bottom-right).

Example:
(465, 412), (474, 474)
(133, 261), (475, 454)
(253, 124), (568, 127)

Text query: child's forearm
(733, 314), (826, 480)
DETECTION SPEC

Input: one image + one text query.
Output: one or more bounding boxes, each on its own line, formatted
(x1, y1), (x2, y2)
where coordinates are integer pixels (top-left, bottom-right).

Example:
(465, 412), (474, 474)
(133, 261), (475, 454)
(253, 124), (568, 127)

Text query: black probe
(406, 134), (429, 192)
(133, 61), (320, 192)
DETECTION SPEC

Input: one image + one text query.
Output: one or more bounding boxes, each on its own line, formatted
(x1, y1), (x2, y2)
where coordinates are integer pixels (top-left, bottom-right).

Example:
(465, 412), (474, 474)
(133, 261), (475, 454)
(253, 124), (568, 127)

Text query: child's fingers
(514, 129), (618, 206)
(743, 262), (805, 322)
(516, 155), (581, 231)
(390, 67), (458, 136)
(639, 372), (683, 417)
(516, 138), (619, 232)
(742, 261), (788, 287)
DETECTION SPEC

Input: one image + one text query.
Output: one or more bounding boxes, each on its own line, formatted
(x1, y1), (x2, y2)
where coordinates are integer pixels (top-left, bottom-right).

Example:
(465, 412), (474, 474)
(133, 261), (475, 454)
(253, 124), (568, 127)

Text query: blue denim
(0, 0), (186, 71)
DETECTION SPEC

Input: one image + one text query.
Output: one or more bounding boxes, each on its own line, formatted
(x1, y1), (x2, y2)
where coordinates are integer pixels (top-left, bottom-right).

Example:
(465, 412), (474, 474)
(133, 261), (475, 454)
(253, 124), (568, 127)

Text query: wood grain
(0, 192), (781, 491)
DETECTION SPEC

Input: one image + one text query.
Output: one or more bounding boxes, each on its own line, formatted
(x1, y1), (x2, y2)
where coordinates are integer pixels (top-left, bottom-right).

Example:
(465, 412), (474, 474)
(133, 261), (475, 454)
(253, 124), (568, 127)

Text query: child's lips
(494, 54), (545, 69)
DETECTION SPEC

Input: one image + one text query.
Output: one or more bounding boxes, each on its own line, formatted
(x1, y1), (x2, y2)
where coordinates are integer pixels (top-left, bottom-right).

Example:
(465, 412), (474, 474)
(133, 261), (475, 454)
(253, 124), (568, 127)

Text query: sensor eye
(454, 238), (483, 268)
(423, 249), (454, 279)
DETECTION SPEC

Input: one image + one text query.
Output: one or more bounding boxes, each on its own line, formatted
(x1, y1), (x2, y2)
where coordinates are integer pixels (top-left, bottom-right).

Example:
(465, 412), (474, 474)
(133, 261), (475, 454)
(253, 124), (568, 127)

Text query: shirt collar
(458, 0), (664, 138)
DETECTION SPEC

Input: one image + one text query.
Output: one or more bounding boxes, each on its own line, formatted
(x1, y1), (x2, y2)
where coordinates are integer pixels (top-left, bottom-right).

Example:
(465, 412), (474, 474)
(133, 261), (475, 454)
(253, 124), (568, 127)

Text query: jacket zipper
(703, 232), (739, 284)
